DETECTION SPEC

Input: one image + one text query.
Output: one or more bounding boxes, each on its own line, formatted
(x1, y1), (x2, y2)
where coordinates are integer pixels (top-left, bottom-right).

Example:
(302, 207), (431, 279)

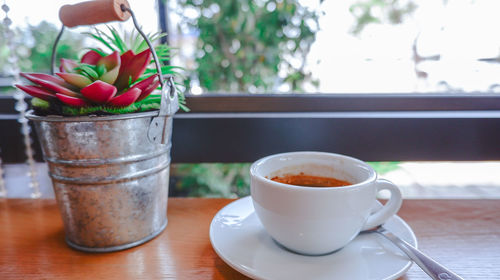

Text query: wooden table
(0, 198), (498, 279)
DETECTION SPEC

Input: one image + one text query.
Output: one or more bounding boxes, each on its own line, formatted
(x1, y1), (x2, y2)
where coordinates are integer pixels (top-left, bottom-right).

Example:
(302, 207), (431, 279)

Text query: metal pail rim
(25, 110), (163, 122)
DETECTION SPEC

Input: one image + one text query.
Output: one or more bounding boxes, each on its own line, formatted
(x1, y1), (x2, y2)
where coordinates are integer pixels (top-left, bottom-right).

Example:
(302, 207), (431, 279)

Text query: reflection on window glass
(169, 0), (500, 94)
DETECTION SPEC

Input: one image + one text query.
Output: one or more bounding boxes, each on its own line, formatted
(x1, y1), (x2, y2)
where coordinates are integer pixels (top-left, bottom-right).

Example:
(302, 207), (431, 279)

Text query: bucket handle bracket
(148, 76), (178, 144)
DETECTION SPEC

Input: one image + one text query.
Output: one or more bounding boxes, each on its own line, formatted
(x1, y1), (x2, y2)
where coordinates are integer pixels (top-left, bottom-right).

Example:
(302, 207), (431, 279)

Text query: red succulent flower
(16, 49), (159, 108)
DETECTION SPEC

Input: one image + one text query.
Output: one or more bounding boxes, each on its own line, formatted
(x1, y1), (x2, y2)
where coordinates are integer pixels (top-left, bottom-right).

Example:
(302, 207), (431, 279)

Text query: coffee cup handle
(362, 179), (403, 230)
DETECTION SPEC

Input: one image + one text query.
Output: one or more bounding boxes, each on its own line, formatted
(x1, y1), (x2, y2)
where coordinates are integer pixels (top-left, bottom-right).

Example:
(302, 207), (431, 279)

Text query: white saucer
(210, 196), (417, 280)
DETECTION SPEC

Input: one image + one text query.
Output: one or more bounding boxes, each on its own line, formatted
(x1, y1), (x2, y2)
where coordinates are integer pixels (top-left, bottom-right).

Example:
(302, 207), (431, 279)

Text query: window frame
(2, 93), (500, 163)
(171, 93), (500, 163)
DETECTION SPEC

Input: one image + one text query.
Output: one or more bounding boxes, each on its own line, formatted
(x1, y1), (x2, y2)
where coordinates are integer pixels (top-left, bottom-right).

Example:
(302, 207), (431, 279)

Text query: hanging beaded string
(0, 148), (5, 197)
(0, 2), (8, 198)
(2, 0), (41, 198)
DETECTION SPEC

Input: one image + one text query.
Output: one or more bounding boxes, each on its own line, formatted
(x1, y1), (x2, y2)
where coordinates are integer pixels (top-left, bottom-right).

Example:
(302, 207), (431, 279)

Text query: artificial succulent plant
(15, 26), (185, 116)
(17, 49), (159, 108)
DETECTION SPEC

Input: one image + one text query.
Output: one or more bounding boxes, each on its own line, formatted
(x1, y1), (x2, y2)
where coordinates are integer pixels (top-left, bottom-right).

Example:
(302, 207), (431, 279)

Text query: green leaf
(31, 97), (50, 109)
(95, 64), (107, 77)
(78, 71), (94, 81)
(107, 25), (127, 53)
(75, 64), (99, 80)
(137, 37), (150, 53)
(179, 103), (190, 112)
(82, 31), (116, 52)
(131, 29), (142, 52)
(149, 32), (163, 42)
(86, 47), (107, 57)
(96, 28), (118, 50)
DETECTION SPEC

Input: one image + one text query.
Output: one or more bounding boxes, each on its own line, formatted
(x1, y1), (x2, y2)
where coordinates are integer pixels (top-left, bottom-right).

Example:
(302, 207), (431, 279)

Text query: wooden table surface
(0, 198), (498, 280)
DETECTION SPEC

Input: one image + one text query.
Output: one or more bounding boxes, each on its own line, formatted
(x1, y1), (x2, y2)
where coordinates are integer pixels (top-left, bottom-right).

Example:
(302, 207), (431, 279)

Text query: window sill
(2, 162), (500, 199)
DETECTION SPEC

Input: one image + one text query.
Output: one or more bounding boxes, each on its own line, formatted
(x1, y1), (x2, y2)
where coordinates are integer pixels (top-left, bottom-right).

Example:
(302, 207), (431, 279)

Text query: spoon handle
(377, 227), (464, 280)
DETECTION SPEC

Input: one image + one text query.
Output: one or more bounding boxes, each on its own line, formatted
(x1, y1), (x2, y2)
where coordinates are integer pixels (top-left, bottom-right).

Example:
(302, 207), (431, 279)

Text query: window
(170, 0), (500, 94)
(1, 0), (500, 198)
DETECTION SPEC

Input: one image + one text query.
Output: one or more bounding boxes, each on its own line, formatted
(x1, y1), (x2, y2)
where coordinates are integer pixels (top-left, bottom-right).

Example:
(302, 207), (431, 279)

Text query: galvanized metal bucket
(27, 110), (175, 252)
(26, 2), (179, 252)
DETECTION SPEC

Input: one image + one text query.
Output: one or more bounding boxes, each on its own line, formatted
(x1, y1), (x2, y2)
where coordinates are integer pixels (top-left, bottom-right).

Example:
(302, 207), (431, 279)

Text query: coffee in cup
(270, 172), (351, 188)
(250, 151), (402, 255)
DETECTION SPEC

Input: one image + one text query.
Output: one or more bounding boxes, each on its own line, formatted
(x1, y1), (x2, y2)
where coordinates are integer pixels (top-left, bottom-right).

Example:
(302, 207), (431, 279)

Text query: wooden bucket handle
(59, 0), (131, 27)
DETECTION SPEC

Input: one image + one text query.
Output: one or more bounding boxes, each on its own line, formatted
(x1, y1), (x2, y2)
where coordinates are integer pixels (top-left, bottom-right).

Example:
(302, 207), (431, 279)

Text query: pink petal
(130, 74), (158, 92)
(119, 50), (135, 72)
(108, 88), (141, 107)
(114, 49), (151, 90)
(81, 80), (117, 104)
(136, 78), (160, 102)
(128, 49), (152, 81)
(59, 59), (79, 73)
(15, 84), (56, 101)
(114, 50), (135, 90)
(96, 51), (121, 84)
(98, 51), (120, 70)
(56, 93), (88, 107)
(99, 66), (120, 84)
(21, 72), (65, 85)
(56, 73), (92, 88)
(20, 73), (80, 97)
(81, 50), (102, 65)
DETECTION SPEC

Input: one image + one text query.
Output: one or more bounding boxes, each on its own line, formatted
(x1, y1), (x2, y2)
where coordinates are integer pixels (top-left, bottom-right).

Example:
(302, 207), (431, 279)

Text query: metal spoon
(362, 226), (464, 280)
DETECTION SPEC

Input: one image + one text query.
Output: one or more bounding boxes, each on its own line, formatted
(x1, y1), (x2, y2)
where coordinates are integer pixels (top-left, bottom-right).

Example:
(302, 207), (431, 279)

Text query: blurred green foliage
(171, 163), (251, 198)
(177, 0), (320, 93)
(349, 0), (417, 35)
(23, 21), (84, 73)
(368, 161), (401, 175)
(0, 21), (84, 76)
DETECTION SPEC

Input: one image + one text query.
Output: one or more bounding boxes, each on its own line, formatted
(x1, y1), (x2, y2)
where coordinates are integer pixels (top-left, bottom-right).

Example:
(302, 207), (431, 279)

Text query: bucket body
(27, 111), (173, 252)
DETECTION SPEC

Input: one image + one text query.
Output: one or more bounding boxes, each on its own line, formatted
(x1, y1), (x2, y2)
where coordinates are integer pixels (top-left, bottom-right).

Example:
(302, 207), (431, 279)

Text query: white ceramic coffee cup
(250, 151), (402, 255)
